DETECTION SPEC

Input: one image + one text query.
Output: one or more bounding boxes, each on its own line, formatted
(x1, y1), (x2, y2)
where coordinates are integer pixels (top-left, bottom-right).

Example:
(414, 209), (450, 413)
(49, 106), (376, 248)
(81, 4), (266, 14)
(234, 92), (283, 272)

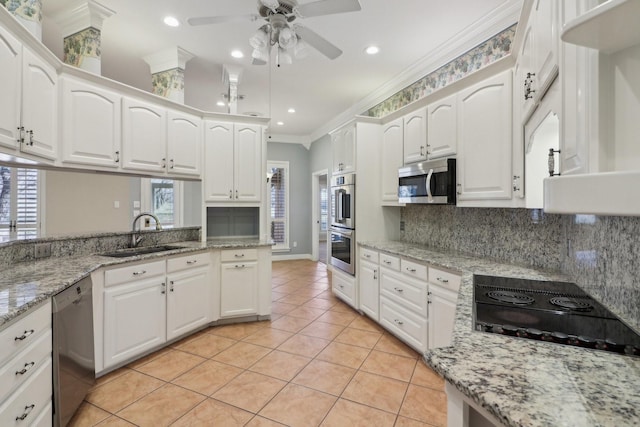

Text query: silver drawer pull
(234, 253), (245, 258)
(14, 330), (34, 341)
(339, 284), (345, 289)
(383, 260), (392, 264)
(406, 267), (416, 273)
(132, 270), (147, 276)
(15, 361), (35, 376)
(364, 254), (370, 258)
(170, 281), (175, 292)
(393, 287), (404, 293)
(186, 260), (198, 265)
(437, 277), (449, 283)
(235, 264), (246, 268)
(393, 319), (404, 325)
(15, 404), (35, 421)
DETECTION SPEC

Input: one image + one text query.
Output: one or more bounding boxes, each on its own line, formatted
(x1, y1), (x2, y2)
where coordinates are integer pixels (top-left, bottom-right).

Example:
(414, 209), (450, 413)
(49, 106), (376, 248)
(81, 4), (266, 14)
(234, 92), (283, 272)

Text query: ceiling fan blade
(294, 25), (342, 60)
(295, 0), (361, 18)
(187, 14), (259, 26)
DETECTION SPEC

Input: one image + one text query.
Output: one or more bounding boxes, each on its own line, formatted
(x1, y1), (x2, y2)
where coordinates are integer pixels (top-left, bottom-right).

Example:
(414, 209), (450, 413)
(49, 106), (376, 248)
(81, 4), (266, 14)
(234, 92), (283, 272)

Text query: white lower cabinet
(220, 261), (258, 318)
(380, 296), (428, 352)
(358, 248), (379, 320)
(427, 266), (461, 350)
(332, 269), (357, 308)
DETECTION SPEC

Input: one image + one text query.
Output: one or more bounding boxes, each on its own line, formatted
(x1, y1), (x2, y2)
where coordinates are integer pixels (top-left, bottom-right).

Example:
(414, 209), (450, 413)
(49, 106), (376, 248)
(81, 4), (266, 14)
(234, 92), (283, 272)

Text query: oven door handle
(426, 168), (433, 202)
(331, 228), (353, 238)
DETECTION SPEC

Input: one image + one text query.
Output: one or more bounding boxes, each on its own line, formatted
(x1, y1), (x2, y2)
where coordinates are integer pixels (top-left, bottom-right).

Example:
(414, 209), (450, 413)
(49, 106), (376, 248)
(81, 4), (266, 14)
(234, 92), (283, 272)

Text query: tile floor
(70, 260), (447, 427)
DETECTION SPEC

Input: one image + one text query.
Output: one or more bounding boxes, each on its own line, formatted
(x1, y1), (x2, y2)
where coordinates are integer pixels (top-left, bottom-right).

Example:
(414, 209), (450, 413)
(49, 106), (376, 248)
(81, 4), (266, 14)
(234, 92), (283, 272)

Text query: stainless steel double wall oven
(330, 173), (356, 275)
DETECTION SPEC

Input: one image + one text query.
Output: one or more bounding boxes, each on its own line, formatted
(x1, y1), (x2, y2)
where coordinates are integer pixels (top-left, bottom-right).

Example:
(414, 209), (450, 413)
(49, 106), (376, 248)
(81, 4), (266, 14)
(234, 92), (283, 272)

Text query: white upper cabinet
(427, 94), (457, 159)
(380, 118), (403, 204)
(60, 77), (121, 168)
(167, 110), (202, 177)
(403, 108), (428, 164)
(331, 123), (356, 174)
(457, 70), (513, 204)
(204, 121), (262, 203)
(0, 26), (21, 151)
(122, 97), (167, 173)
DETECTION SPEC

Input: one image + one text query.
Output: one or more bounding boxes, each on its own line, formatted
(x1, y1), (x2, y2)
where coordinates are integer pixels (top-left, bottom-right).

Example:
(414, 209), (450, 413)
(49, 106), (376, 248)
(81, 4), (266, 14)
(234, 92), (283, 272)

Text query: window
(268, 161), (289, 251)
(320, 180), (328, 232)
(140, 178), (182, 228)
(0, 167), (40, 242)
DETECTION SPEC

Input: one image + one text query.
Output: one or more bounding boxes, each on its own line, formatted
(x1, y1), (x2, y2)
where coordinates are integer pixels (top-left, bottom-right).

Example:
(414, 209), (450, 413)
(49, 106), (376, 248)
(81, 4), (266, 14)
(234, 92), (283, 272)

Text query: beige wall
(44, 171), (134, 235)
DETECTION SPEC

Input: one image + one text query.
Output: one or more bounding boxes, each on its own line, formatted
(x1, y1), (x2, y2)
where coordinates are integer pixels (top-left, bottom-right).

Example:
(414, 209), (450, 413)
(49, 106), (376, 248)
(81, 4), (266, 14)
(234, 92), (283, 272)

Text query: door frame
(311, 169), (328, 262)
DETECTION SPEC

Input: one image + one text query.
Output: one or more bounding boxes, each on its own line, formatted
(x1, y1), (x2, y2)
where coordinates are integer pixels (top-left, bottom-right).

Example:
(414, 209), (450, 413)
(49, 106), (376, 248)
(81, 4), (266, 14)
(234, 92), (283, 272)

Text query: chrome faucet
(131, 212), (162, 248)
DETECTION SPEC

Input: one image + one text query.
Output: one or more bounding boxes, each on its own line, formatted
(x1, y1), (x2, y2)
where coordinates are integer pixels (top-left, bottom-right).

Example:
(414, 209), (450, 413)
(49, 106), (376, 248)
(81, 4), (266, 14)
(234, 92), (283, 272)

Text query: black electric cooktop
(473, 274), (640, 356)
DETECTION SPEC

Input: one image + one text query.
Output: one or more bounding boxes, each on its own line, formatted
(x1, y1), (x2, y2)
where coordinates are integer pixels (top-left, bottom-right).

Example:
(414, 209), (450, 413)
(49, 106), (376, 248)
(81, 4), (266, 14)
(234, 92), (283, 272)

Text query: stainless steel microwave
(398, 158), (456, 204)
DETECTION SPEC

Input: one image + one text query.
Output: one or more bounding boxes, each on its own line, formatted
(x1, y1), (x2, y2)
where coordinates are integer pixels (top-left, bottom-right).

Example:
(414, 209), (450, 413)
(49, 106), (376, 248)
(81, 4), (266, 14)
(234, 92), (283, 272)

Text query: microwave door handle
(426, 169), (434, 202)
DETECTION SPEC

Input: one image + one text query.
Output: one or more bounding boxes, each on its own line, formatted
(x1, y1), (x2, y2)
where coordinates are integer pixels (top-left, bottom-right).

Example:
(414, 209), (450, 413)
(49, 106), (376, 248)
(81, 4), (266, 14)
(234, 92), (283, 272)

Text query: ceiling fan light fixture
(277, 46), (293, 65)
(259, 0), (280, 13)
(293, 36), (309, 58)
(278, 26), (297, 49)
(252, 47), (270, 63)
(249, 25), (270, 49)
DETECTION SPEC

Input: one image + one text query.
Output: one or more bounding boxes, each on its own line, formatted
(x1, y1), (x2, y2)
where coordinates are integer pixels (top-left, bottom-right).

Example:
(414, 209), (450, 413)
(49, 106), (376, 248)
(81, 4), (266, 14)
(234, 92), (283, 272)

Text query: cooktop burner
(473, 274), (640, 357)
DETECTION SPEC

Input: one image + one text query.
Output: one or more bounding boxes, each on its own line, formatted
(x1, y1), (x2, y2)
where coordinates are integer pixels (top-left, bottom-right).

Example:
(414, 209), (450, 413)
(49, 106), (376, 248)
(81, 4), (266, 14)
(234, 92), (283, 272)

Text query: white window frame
(140, 178), (183, 229)
(268, 161), (290, 252)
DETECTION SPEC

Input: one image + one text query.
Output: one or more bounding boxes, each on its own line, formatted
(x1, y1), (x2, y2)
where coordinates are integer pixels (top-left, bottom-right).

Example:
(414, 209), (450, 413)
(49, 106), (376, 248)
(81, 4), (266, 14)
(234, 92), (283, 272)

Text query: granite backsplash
(400, 205), (640, 330)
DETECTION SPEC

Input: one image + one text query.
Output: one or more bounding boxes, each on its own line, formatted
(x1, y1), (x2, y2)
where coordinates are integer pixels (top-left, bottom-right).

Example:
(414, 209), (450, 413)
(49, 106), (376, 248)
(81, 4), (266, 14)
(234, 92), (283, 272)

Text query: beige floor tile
(243, 327), (294, 348)
(117, 383), (205, 426)
(314, 290), (337, 301)
(271, 301), (299, 315)
(342, 371), (409, 414)
(349, 315), (386, 333)
(277, 293), (313, 305)
(94, 416), (136, 426)
(208, 321), (269, 340)
(334, 327), (383, 349)
(258, 383), (337, 427)
(399, 384), (447, 426)
(134, 349), (206, 381)
(320, 398), (396, 427)
(245, 416), (288, 426)
(86, 370), (164, 413)
(93, 367), (132, 389)
(411, 361), (445, 390)
(361, 350), (417, 382)
(212, 342), (272, 369)
(291, 287), (326, 298)
(171, 359), (243, 395)
(292, 359), (356, 396)
(271, 291), (287, 301)
(374, 333), (420, 359)
(394, 416), (432, 427)
(212, 371), (286, 413)
(269, 315), (313, 333)
(330, 301), (358, 313)
(172, 398), (253, 426)
(172, 333), (237, 358)
(249, 350), (311, 381)
(298, 320), (345, 340)
(277, 334), (330, 358)
(316, 342), (371, 369)
(316, 309), (358, 326)
(285, 305), (327, 320)
(302, 298), (336, 310)
(126, 347), (172, 369)
(68, 402), (110, 427)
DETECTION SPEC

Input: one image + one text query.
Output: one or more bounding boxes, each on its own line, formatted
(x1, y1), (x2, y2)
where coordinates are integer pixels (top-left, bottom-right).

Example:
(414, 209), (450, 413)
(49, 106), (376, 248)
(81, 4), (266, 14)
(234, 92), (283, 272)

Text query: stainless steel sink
(100, 245), (185, 258)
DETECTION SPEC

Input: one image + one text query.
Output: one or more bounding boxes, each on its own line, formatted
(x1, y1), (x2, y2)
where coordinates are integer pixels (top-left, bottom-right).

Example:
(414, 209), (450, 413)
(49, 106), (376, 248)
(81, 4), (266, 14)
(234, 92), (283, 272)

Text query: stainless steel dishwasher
(52, 276), (95, 427)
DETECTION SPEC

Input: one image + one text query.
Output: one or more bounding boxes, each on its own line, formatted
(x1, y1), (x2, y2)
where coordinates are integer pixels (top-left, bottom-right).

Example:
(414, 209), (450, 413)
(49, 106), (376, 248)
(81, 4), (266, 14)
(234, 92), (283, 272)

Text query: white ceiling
(41, 0), (522, 142)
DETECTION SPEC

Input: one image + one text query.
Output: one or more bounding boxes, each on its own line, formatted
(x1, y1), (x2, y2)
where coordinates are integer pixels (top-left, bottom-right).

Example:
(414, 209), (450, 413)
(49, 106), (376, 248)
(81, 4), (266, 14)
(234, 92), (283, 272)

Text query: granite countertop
(360, 241), (640, 427)
(0, 239), (272, 329)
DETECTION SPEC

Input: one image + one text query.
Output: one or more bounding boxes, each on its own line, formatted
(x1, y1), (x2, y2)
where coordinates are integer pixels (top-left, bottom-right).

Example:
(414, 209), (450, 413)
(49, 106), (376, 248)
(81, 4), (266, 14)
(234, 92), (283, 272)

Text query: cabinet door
(457, 70), (513, 202)
(331, 125), (356, 174)
(427, 94), (457, 159)
(220, 262), (258, 317)
(358, 260), (379, 320)
(234, 124), (262, 202)
(204, 121), (235, 201)
(103, 278), (166, 368)
(428, 285), (458, 349)
(403, 108), (428, 164)
(167, 110), (201, 177)
(331, 131), (344, 174)
(60, 77), (121, 168)
(0, 26), (21, 151)
(381, 118), (403, 203)
(166, 267), (211, 341)
(21, 48), (57, 160)
(533, 0), (559, 99)
(122, 97), (167, 173)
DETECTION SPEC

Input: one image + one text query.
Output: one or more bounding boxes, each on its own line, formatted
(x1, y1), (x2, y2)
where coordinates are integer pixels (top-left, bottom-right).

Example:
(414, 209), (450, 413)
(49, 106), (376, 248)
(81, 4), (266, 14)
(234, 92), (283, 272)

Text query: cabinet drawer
(332, 273), (356, 307)
(0, 330), (51, 402)
(167, 251), (210, 273)
(401, 259), (428, 281)
(380, 296), (427, 353)
(359, 248), (379, 263)
(379, 253), (400, 271)
(0, 301), (51, 366)
(380, 269), (428, 316)
(0, 357), (52, 427)
(29, 401), (52, 427)
(221, 248), (258, 262)
(428, 266), (461, 293)
(104, 260), (166, 287)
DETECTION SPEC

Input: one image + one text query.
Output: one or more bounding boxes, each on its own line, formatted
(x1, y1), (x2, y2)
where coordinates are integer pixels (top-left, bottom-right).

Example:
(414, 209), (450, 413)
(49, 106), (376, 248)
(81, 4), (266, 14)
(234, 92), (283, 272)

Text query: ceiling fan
(187, 0), (362, 66)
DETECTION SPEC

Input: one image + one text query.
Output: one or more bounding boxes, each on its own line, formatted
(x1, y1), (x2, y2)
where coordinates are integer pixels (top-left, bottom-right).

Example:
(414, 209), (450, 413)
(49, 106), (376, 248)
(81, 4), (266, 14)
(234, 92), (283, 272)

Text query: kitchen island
(360, 241), (640, 427)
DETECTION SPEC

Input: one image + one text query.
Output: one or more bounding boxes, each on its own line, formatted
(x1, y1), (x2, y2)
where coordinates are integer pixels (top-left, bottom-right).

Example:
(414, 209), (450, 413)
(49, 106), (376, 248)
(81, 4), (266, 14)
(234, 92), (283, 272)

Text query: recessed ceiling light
(231, 50), (244, 58)
(216, 101), (226, 107)
(276, 121), (284, 126)
(287, 108), (296, 113)
(365, 45), (380, 55)
(163, 16), (180, 27)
